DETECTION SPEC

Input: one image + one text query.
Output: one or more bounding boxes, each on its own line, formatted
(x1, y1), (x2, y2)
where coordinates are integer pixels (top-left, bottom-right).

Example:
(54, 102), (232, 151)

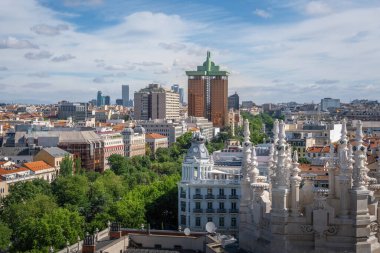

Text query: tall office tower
(134, 84), (180, 120)
(104, 96), (111, 106)
(96, 91), (103, 107)
(171, 84), (179, 93)
(178, 88), (184, 105)
(228, 92), (239, 110)
(186, 51), (229, 127)
(122, 85), (130, 107)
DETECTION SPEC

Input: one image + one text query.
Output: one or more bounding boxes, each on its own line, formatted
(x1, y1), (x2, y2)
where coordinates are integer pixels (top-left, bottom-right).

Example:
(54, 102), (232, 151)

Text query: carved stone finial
(352, 120), (368, 190)
(273, 119), (279, 144)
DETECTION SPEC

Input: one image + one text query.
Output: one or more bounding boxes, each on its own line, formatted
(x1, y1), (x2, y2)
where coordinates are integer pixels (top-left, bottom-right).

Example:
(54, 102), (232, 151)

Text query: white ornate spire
(352, 120), (368, 190)
(272, 120), (290, 189)
(243, 119), (252, 182)
(291, 151), (301, 181)
(244, 119), (250, 143)
(249, 147), (259, 183)
(273, 119), (279, 144)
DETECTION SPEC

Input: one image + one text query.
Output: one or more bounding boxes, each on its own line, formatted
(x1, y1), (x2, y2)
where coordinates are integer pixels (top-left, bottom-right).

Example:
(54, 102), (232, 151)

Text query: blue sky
(0, 0), (380, 104)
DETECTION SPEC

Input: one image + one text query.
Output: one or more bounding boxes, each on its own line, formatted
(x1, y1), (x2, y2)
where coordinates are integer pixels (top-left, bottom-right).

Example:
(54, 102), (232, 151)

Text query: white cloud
(0, 37), (38, 49)
(24, 50), (52, 60)
(305, 1), (332, 15)
(31, 24), (69, 36)
(253, 9), (272, 18)
(51, 54), (76, 62)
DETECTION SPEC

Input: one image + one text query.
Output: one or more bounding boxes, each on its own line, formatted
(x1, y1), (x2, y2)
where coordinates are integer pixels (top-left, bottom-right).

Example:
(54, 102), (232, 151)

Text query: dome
(134, 125), (146, 134)
(122, 127), (134, 135)
(184, 131), (210, 161)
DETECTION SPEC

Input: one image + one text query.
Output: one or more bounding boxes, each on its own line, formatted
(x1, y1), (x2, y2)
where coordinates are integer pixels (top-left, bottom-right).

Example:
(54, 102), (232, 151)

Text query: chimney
(82, 233), (96, 253)
(109, 222), (122, 239)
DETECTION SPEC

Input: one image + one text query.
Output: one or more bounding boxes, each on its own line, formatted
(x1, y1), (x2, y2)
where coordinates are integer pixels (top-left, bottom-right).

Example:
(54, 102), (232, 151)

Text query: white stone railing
(56, 228), (109, 253)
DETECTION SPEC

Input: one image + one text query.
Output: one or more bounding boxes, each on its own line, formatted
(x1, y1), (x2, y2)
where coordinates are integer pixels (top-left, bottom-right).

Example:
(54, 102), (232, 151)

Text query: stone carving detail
(370, 222), (379, 233)
(324, 225), (338, 236)
(300, 225), (314, 233)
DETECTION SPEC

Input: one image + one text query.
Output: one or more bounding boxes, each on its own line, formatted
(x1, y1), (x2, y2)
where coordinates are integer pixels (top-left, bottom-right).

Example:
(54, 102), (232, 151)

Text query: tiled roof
(23, 161), (53, 172)
(0, 167), (29, 175)
(145, 133), (168, 139)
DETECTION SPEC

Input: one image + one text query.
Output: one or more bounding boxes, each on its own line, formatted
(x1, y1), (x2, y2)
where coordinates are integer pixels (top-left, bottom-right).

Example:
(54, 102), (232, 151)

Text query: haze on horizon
(0, 0), (379, 105)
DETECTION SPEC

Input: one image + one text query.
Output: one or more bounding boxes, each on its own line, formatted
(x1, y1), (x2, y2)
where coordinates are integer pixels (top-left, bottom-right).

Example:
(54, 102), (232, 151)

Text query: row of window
(180, 215), (237, 228)
(195, 188), (237, 196)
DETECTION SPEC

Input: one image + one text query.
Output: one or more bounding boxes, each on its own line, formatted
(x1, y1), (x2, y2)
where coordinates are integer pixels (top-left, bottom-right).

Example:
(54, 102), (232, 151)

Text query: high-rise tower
(122, 85), (129, 107)
(186, 51), (229, 127)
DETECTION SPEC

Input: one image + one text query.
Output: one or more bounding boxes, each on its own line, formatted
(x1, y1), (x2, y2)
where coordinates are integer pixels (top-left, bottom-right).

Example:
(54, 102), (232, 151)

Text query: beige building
(121, 126), (146, 157)
(97, 130), (124, 169)
(34, 147), (73, 168)
(0, 160), (57, 199)
(134, 84), (180, 120)
(145, 133), (168, 153)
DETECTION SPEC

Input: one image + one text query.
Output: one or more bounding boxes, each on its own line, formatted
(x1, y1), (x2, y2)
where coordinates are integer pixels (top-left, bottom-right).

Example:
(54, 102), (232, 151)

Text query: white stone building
(178, 132), (241, 236)
(121, 126), (146, 158)
(239, 119), (380, 253)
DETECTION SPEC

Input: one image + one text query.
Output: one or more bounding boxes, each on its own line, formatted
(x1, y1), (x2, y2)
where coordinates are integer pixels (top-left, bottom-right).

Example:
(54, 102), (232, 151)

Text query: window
(181, 215), (186, 225)
(231, 217), (237, 227)
(219, 202), (224, 209)
(219, 217), (224, 227)
(219, 188), (224, 196)
(231, 188), (236, 196)
(195, 202), (201, 209)
(195, 188), (200, 194)
(207, 202), (213, 209)
(207, 217), (213, 222)
(181, 201), (186, 212)
(207, 188), (212, 195)
(196, 217), (201, 227)
(231, 202), (236, 210)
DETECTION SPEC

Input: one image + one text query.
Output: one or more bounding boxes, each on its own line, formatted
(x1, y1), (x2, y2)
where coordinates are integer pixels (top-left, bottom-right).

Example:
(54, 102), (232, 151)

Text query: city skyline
(1, 0), (380, 104)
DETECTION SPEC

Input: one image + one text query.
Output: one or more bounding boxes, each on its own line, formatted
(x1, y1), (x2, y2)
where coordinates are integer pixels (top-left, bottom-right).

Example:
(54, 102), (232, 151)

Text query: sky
(0, 0), (380, 105)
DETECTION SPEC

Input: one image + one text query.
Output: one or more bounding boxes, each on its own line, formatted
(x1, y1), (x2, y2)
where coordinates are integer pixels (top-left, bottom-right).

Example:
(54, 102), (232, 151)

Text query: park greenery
(0, 132), (193, 252)
(0, 113), (281, 252)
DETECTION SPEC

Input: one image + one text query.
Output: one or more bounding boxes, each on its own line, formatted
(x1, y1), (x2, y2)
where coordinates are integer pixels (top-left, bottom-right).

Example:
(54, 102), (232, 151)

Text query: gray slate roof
(42, 147), (70, 157)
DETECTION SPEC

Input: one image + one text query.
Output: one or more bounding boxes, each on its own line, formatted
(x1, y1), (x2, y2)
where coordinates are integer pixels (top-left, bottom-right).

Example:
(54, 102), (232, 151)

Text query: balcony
(217, 195), (227, 199)
(229, 195), (238, 199)
(193, 194), (203, 199)
(180, 193), (186, 198)
(205, 194), (215, 199)
(229, 209), (239, 213)
(205, 208), (215, 213)
(217, 209), (227, 213)
(193, 208), (203, 213)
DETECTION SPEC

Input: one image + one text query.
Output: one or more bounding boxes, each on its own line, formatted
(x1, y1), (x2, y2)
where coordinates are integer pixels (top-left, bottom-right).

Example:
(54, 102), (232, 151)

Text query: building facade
(134, 84), (180, 120)
(178, 132), (240, 236)
(228, 92), (239, 110)
(239, 119), (380, 253)
(122, 85), (130, 107)
(320, 97), (340, 111)
(145, 133), (168, 153)
(139, 119), (186, 145)
(97, 130), (124, 169)
(186, 51), (228, 127)
(121, 126), (146, 157)
(57, 101), (88, 121)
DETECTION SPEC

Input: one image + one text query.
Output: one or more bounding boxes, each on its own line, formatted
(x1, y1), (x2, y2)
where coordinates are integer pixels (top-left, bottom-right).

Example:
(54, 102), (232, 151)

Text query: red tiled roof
(145, 133), (167, 139)
(23, 161), (53, 172)
(0, 167), (29, 175)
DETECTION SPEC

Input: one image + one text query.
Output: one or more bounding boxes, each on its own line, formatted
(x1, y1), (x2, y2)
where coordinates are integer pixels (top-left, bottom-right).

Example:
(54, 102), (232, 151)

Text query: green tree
(1, 179), (51, 208)
(0, 222), (12, 251)
(298, 157), (311, 164)
(51, 175), (89, 213)
(74, 157), (84, 175)
(108, 154), (127, 175)
(60, 154), (74, 177)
